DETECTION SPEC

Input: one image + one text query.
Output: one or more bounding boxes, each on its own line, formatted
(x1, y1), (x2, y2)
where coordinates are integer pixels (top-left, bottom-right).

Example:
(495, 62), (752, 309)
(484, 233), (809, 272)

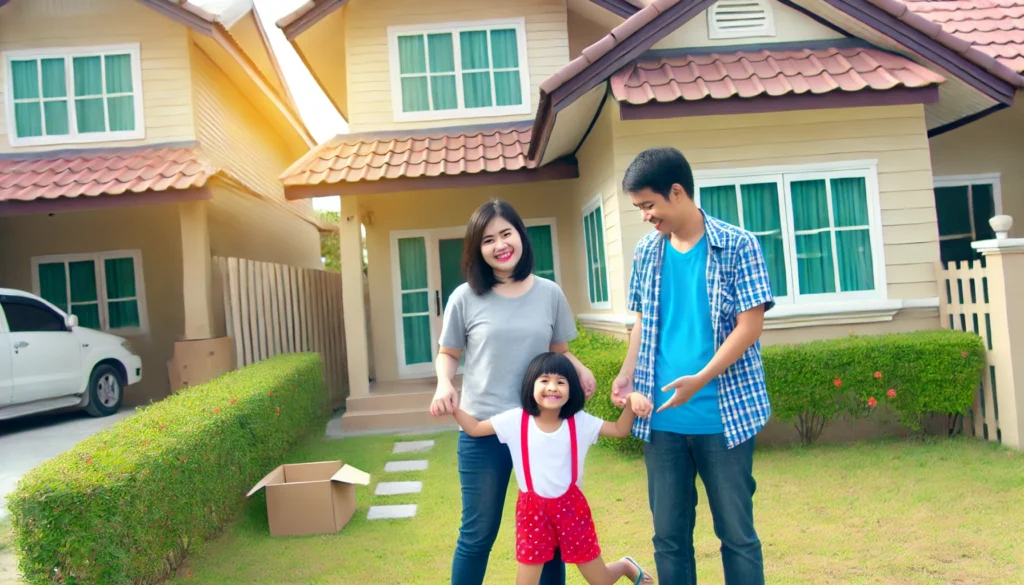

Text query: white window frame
(695, 160), (886, 305)
(30, 249), (149, 336)
(4, 43), (145, 147)
(932, 173), (1003, 245)
(581, 195), (612, 310)
(387, 18), (531, 123)
(707, 0), (776, 40)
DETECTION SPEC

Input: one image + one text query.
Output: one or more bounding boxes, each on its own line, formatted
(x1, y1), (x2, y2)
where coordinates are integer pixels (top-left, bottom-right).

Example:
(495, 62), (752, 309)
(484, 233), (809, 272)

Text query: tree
(316, 210), (340, 272)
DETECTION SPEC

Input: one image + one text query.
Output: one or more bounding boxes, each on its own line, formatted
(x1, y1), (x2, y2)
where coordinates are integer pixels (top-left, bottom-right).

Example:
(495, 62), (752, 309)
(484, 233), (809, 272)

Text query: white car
(0, 288), (142, 421)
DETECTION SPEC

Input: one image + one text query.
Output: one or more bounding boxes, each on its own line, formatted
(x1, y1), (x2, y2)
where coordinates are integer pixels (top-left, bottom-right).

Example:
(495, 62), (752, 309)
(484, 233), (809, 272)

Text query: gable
(653, 0), (844, 50)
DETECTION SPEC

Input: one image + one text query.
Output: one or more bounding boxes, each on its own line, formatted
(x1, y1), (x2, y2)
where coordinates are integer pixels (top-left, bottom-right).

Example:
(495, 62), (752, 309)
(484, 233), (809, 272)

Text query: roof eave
(277, 0), (349, 41)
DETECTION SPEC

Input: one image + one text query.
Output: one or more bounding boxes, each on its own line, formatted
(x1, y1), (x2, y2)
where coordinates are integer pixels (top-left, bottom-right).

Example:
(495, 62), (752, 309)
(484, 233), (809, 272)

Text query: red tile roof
(903, 0), (1024, 72)
(281, 124), (534, 186)
(0, 144), (219, 202)
(611, 46), (946, 104)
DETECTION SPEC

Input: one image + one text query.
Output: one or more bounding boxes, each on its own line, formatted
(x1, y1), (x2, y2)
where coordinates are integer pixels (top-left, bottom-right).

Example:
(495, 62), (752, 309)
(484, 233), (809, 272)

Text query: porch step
(345, 391), (435, 413)
(338, 408), (457, 434)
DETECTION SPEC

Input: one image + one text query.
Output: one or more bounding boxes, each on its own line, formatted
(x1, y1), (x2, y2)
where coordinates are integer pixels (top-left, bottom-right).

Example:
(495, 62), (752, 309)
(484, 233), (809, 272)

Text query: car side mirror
(66, 314), (78, 329)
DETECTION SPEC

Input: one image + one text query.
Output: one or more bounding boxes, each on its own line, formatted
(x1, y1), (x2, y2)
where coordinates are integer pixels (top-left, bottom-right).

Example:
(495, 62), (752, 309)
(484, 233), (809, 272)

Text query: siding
(344, 0), (570, 132)
(612, 103), (941, 307)
(0, 0), (194, 152)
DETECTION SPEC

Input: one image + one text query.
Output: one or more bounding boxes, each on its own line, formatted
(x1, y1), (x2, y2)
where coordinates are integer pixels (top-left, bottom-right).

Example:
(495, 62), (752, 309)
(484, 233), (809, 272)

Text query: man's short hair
(622, 147), (695, 200)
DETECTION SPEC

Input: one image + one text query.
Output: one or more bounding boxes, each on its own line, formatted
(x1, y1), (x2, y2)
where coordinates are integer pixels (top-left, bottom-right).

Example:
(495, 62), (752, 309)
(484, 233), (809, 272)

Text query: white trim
(707, 0), (776, 40)
(4, 44), (145, 147)
(525, 217), (563, 285)
(933, 173), (1002, 215)
(694, 160), (879, 180)
(581, 195), (612, 310)
(386, 18), (531, 123)
(29, 249), (149, 336)
(973, 238), (1024, 253)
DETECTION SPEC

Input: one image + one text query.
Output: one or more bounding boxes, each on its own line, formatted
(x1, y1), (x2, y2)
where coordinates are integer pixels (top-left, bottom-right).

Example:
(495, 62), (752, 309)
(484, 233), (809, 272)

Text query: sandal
(622, 556), (653, 585)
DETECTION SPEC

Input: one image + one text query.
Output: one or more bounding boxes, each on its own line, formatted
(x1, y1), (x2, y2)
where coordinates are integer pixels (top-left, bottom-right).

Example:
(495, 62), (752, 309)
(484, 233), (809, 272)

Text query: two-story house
(0, 0), (326, 408)
(276, 0), (1023, 432)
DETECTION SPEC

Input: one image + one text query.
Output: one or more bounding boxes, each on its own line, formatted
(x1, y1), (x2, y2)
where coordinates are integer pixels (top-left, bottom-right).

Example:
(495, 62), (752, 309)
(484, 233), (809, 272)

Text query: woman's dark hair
(462, 199), (534, 295)
(520, 352), (586, 419)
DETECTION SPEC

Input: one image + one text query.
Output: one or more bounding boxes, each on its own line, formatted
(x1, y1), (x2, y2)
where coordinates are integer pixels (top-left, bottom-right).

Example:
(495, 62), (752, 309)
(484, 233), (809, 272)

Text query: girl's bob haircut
(462, 199), (535, 295)
(521, 352), (586, 419)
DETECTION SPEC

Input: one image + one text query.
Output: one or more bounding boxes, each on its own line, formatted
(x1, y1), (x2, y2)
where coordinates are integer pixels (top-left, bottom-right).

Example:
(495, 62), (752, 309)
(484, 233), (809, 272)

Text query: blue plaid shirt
(628, 212), (775, 448)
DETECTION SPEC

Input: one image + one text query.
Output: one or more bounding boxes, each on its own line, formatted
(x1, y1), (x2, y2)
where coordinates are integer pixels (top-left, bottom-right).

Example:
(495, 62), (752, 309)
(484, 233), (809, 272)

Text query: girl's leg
(451, 433), (514, 585)
(517, 563), (545, 585)
(576, 556), (654, 585)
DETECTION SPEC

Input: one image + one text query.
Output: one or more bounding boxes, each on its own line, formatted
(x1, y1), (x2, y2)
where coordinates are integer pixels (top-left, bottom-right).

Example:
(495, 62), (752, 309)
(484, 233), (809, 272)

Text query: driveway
(0, 408), (136, 520)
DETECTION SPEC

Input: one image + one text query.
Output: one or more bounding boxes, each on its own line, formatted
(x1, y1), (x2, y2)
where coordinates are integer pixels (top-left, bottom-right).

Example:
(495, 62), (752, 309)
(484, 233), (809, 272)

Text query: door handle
(13, 341), (28, 349)
(435, 291), (441, 317)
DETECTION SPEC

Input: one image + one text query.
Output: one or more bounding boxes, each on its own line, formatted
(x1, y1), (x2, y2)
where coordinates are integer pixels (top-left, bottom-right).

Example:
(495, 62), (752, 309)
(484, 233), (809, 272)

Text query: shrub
(765, 330), (985, 444)
(571, 325), (985, 451)
(8, 353), (328, 585)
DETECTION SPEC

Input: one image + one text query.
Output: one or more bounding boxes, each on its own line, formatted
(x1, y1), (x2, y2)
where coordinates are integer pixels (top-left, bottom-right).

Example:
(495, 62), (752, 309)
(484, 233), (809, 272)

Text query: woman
(430, 199), (597, 585)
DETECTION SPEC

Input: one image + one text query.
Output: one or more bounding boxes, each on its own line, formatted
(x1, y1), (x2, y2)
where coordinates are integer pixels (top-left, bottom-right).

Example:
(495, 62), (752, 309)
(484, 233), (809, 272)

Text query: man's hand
(611, 373), (634, 407)
(658, 374), (706, 412)
(578, 365), (597, 399)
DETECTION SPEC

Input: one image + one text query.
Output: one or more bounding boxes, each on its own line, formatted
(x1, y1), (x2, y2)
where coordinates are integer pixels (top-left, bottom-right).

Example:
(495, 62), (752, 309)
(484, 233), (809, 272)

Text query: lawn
(170, 433), (1023, 585)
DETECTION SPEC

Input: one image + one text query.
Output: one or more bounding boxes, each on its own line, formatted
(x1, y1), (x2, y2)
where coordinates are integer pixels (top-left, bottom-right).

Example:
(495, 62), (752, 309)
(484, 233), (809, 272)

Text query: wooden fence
(214, 257), (348, 410)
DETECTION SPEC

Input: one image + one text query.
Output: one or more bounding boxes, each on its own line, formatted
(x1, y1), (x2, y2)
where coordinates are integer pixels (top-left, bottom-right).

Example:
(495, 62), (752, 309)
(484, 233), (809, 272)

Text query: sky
(251, 0), (348, 212)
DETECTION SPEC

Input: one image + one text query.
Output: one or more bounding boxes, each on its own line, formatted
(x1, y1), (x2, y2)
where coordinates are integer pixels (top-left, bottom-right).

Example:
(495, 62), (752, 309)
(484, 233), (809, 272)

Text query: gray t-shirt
(439, 277), (577, 420)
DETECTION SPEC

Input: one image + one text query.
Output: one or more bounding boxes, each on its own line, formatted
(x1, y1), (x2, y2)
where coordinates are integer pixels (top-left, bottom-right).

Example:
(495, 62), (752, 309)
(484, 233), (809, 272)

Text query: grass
(166, 433), (1024, 585)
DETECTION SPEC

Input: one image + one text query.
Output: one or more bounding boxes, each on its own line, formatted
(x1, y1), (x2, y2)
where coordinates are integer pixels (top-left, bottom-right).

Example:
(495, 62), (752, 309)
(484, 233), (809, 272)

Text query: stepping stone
(393, 440), (435, 454)
(367, 504), (417, 520)
(385, 460), (428, 472)
(374, 481), (423, 496)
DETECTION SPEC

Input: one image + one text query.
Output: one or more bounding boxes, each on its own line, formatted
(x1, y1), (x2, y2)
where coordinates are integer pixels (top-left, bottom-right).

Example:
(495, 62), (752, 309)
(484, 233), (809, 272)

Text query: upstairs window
(388, 20), (531, 122)
(707, 0), (776, 39)
(4, 44), (144, 147)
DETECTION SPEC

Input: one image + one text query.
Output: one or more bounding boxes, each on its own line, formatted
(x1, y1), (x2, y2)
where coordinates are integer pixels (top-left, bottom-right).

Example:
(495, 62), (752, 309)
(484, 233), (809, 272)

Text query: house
(0, 0), (326, 406)
(275, 0), (1023, 432)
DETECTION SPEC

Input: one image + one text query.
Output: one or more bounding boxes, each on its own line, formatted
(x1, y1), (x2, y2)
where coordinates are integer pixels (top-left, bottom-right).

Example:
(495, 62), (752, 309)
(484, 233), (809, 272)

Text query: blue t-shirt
(651, 235), (724, 434)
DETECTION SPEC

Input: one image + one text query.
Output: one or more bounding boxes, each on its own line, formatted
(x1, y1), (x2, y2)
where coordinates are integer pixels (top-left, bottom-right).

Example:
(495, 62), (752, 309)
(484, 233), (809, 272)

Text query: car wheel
(84, 364), (124, 417)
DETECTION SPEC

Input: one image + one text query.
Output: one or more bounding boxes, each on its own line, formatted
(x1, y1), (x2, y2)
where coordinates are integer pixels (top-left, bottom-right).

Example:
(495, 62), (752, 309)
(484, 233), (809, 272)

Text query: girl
(431, 199), (596, 585)
(454, 352), (656, 585)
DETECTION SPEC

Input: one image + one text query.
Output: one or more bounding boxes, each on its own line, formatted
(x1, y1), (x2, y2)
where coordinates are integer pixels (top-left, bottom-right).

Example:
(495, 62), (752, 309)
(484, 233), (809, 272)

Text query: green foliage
(316, 210), (340, 273)
(8, 353), (328, 585)
(570, 325), (986, 451)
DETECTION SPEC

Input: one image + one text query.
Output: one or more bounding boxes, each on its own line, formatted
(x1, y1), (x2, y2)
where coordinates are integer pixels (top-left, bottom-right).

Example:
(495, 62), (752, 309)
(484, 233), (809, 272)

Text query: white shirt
(491, 408), (604, 499)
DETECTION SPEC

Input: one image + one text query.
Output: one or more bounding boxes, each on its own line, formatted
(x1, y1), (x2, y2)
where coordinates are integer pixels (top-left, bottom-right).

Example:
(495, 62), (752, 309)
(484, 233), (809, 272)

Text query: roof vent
(708, 0), (776, 39)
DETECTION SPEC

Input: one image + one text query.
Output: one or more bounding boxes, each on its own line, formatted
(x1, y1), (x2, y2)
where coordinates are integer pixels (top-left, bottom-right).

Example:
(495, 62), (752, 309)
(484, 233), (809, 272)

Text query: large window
(388, 19), (530, 122)
(31, 250), (147, 334)
(696, 164), (885, 304)
(4, 44), (144, 147)
(932, 176), (1000, 265)
(582, 196), (610, 308)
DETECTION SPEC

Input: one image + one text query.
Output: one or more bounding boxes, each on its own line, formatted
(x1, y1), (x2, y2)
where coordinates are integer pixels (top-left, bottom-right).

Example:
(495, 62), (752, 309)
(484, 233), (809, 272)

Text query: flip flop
(623, 556), (652, 585)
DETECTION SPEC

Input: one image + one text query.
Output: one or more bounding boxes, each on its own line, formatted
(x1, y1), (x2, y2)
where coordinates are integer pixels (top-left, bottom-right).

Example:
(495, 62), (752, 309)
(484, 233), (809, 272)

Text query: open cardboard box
(247, 461), (371, 537)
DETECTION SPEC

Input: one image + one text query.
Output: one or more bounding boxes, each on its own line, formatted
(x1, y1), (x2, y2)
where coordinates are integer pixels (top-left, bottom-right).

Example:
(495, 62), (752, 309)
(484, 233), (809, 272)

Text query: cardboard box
(246, 461), (370, 537)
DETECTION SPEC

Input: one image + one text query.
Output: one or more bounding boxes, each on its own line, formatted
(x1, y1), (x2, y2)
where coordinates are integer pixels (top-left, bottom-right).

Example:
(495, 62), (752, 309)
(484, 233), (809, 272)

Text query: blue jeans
(451, 432), (565, 585)
(644, 430), (764, 585)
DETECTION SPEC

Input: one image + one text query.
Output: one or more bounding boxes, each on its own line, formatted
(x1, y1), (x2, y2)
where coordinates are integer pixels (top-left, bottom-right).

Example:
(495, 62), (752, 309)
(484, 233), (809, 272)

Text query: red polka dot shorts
(514, 410), (601, 565)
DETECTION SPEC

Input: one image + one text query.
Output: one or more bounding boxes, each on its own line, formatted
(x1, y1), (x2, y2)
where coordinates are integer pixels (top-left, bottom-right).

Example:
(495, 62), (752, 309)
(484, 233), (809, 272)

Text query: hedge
(8, 353), (328, 585)
(570, 326), (986, 452)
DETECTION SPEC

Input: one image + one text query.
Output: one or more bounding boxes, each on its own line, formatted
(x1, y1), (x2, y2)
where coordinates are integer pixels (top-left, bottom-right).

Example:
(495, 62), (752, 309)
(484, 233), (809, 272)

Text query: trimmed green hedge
(8, 353), (328, 585)
(571, 326), (985, 452)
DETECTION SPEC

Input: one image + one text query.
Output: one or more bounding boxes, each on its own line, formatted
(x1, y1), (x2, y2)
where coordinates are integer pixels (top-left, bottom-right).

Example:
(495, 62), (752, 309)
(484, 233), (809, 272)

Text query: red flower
(268, 391), (274, 396)
(292, 386), (297, 391)
(833, 378), (843, 387)
(868, 397), (877, 408)
(961, 352), (969, 358)
(230, 398), (237, 404)
(874, 371), (882, 379)
(85, 457), (92, 465)
(213, 408), (221, 414)
(159, 424), (167, 431)
(887, 389), (897, 399)
(181, 455), (188, 463)
(275, 407), (281, 416)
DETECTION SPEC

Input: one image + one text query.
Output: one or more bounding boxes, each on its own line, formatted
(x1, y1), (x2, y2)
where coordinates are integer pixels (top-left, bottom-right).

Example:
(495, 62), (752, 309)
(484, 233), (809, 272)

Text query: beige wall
(358, 180), (582, 382)
(0, 204), (185, 405)
(929, 103), (1024, 238)
(344, 0), (570, 132)
(653, 0), (843, 50)
(611, 103), (942, 312)
(567, 8), (610, 60)
(0, 0), (195, 153)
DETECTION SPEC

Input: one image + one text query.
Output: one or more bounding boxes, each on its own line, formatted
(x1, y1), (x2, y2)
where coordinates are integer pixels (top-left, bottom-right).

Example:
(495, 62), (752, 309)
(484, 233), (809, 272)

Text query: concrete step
(338, 408), (457, 434)
(345, 391), (434, 413)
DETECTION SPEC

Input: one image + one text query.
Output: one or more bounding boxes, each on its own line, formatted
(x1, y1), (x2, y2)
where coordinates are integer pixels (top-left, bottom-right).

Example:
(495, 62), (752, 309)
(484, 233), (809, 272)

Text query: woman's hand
(430, 378), (459, 416)
(577, 364), (597, 399)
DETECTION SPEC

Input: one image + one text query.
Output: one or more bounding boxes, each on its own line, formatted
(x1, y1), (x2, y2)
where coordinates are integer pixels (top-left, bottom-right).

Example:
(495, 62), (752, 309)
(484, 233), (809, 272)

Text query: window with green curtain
(34, 254), (145, 331)
(583, 206), (609, 305)
(105, 257), (140, 329)
(35, 260), (100, 328)
(933, 183), (996, 265)
(8, 49), (137, 141)
(526, 225), (556, 282)
(397, 237), (432, 366)
(395, 25), (522, 114)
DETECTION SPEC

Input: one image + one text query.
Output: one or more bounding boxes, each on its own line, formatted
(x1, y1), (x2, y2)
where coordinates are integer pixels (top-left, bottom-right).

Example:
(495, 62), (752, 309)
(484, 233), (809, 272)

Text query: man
(612, 147), (774, 584)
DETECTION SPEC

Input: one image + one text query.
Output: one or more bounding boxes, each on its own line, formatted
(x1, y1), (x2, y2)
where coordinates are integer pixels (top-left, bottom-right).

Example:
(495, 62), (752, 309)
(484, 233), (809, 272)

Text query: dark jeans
(451, 432), (565, 585)
(644, 430), (764, 585)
